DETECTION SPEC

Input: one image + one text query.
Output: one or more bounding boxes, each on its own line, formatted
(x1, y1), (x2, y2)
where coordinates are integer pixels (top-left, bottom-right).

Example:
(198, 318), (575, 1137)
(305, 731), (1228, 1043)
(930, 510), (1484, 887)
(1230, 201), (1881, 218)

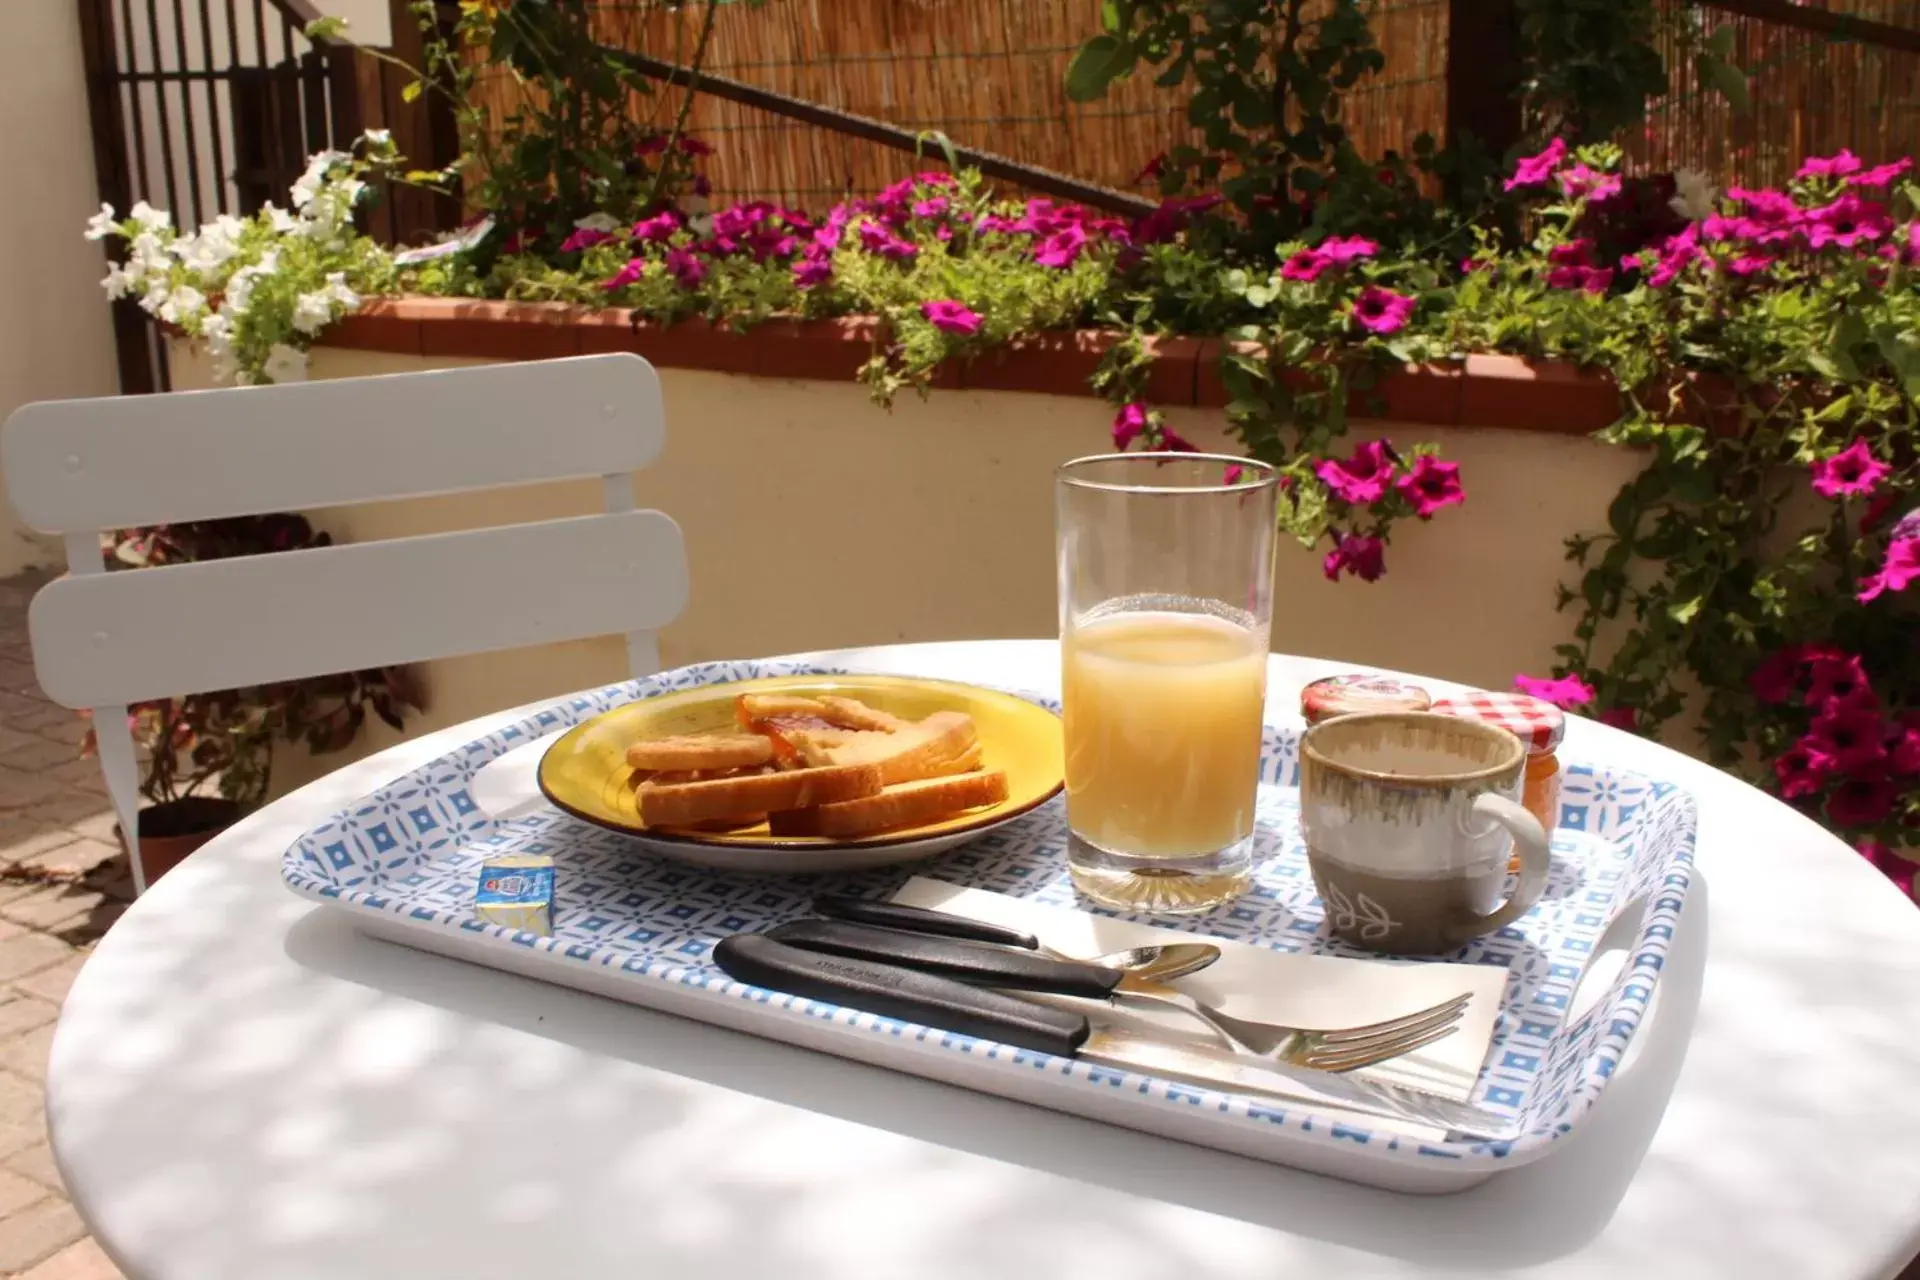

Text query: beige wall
(0, 0), (121, 575)
(168, 341), (1647, 791)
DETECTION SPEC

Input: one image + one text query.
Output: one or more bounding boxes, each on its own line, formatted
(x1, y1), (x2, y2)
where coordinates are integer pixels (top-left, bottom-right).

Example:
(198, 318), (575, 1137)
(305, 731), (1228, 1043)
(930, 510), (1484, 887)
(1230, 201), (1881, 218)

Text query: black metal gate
(73, 0), (455, 393)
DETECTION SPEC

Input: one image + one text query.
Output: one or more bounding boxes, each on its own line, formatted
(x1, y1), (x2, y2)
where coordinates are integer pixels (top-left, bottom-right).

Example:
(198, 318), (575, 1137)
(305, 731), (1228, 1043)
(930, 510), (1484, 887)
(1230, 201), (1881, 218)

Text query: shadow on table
(280, 870), (1710, 1272)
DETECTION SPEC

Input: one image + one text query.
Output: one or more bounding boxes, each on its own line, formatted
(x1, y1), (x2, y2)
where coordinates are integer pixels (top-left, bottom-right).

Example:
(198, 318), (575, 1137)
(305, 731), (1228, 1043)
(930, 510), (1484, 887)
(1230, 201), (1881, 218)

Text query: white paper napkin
(890, 877), (1506, 1105)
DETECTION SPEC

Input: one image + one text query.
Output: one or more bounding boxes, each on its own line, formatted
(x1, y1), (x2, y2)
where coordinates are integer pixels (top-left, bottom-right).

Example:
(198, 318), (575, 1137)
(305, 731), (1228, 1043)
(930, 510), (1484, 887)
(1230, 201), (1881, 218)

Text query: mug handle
(1463, 794), (1551, 935)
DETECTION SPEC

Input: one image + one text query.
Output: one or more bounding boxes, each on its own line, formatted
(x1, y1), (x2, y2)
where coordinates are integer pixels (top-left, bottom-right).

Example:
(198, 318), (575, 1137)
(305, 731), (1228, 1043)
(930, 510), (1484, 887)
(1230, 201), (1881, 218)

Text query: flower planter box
(166, 303), (1650, 779)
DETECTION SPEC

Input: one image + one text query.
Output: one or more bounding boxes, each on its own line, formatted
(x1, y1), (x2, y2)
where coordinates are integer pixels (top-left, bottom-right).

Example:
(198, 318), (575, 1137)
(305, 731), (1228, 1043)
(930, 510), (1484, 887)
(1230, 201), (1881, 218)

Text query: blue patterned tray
(282, 659), (1697, 1193)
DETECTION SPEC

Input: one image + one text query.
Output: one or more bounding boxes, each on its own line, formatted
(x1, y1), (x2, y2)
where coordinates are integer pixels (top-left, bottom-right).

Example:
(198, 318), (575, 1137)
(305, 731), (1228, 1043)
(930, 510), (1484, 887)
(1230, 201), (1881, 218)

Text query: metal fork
(1107, 978), (1471, 1072)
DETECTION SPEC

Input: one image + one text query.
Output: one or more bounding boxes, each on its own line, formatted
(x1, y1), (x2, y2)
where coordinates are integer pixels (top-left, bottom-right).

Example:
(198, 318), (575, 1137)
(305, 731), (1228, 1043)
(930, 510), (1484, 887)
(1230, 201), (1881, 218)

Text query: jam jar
(1429, 691), (1565, 835)
(1300, 674), (1433, 727)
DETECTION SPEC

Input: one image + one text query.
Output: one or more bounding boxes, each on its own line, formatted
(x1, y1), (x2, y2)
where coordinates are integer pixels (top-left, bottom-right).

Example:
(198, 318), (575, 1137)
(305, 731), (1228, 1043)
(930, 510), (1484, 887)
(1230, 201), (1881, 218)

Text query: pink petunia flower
(1598, 706), (1639, 733)
(631, 210), (682, 243)
(1797, 149), (1864, 180)
(1281, 249), (1333, 282)
(1749, 645), (1810, 704)
(559, 227), (613, 253)
(602, 257), (646, 291)
(1849, 157), (1913, 188)
(1560, 164), (1623, 203)
(1322, 532), (1387, 583)
(664, 248), (707, 288)
(1808, 704), (1891, 775)
(1513, 673), (1596, 709)
(1859, 841), (1918, 898)
(1804, 651), (1874, 710)
(1772, 738), (1835, 800)
(1319, 235), (1378, 264)
(1724, 188), (1804, 243)
(1828, 772), (1896, 826)
(1726, 253), (1773, 277)
(1315, 440), (1395, 505)
(911, 196), (949, 219)
(791, 250), (832, 288)
(1159, 425), (1199, 453)
(1111, 402), (1149, 450)
(921, 300), (982, 336)
(1857, 536), (1920, 603)
(1350, 286), (1415, 335)
(1395, 455), (1466, 517)
(1504, 138), (1568, 191)
(1811, 439), (1890, 499)
(1033, 224), (1089, 269)
(1804, 194), (1892, 249)
(857, 221), (918, 261)
(1892, 722), (1920, 775)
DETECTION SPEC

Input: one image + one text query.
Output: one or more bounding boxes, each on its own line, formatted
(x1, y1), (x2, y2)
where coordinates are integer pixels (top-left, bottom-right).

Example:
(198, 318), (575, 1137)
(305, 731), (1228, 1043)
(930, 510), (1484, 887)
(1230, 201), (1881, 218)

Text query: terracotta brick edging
(322, 297), (1625, 434)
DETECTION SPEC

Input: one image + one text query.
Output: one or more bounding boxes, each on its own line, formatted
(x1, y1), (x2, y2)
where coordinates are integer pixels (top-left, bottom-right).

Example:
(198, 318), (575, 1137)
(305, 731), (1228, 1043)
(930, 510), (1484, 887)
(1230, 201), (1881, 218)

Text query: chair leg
(92, 704), (146, 897)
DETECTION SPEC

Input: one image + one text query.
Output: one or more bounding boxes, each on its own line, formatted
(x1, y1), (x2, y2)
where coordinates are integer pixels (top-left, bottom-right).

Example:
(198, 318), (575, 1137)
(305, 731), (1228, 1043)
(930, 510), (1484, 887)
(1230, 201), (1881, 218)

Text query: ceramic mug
(1299, 711), (1550, 955)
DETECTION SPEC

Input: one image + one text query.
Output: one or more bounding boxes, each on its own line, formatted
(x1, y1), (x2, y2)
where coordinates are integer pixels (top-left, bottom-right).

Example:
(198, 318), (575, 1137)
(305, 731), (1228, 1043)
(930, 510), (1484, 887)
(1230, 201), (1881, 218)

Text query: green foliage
(95, 518), (422, 806)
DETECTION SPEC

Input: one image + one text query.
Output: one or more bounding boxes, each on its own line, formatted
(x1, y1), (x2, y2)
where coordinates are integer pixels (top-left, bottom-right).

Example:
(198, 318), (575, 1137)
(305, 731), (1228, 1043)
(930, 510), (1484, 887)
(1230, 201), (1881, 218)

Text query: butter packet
(475, 854), (554, 935)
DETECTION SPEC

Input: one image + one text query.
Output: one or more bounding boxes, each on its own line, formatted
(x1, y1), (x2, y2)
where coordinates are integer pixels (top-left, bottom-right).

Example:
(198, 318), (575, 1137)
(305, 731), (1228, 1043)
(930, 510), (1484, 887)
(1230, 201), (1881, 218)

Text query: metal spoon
(1062, 942), (1222, 983)
(808, 895), (1224, 984)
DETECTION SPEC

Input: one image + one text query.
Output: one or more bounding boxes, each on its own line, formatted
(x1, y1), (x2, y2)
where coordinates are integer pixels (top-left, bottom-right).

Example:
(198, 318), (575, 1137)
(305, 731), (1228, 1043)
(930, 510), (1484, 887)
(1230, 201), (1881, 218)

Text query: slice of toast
(817, 696), (907, 732)
(806, 711), (979, 785)
(637, 762), (883, 829)
(626, 734), (776, 772)
(767, 770), (1010, 839)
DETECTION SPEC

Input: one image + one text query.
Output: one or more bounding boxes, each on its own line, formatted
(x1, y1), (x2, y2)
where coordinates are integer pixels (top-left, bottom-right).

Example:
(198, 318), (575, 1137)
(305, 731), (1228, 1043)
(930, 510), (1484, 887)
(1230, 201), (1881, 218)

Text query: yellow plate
(538, 674), (1064, 867)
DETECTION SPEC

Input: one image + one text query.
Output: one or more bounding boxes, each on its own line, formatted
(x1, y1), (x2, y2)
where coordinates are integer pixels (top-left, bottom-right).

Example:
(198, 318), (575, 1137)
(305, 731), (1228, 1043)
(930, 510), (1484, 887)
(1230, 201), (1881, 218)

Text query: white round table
(46, 642), (1920, 1280)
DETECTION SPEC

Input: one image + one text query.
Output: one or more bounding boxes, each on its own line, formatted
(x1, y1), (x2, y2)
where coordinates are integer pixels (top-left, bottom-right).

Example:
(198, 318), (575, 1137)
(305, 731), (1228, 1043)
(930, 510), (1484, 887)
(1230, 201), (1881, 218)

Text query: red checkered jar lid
(1301, 674), (1432, 726)
(1429, 691), (1566, 753)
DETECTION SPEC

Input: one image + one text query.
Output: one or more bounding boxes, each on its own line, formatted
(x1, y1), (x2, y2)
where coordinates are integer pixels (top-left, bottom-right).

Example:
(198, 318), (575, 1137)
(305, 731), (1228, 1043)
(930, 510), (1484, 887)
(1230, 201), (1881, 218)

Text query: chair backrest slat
(4, 354), (663, 533)
(28, 511), (688, 709)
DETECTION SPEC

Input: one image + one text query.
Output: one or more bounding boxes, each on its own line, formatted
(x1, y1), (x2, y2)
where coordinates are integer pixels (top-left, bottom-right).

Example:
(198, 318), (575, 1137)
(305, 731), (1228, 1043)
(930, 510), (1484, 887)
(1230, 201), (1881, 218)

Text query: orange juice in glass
(1056, 455), (1278, 913)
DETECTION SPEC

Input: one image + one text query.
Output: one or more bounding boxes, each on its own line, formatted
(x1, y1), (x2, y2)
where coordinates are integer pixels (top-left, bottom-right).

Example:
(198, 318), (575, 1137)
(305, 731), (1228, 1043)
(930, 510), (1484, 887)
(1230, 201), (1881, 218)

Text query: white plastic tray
(282, 659), (1698, 1193)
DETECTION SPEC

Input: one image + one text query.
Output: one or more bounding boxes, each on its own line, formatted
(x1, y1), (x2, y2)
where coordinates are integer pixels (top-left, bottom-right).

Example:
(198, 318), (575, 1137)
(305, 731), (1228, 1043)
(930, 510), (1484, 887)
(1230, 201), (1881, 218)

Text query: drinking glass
(1056, 453), (1279, 914)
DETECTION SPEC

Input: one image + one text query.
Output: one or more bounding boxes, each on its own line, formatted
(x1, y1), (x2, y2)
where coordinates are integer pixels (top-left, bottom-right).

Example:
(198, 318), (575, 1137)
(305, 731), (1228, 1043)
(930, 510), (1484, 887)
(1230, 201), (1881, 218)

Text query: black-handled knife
(712, 934), (1525, 1144)
(810, 895), (1041, 950)
(713, 933), (1091, 1056)
(766, 918), (1122, 1000)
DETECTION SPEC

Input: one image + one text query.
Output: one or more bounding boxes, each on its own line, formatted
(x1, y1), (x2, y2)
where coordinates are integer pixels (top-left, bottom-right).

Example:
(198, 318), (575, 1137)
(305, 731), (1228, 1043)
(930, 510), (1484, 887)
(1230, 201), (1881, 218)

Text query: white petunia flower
(264, 203), (299, 234)
(290, 292), (333, 335)
(1670, 168), (1718, 222)
(139, 278), (171, 316)
(173, 214), (247, 276)
(127, 230), (169, 276)
(128, 201), (171, 232)
(222, 249), (279, 315)
(362, 128), (391, 147)
(157, 284), (206, 324)
(99, 262), (132, 300)
(574, 212), (623, 233)
(290, 150), (349, 212)
(261, 343), (309, 384)
(200, 311), (232, 351)
(84, 203), (119, 241)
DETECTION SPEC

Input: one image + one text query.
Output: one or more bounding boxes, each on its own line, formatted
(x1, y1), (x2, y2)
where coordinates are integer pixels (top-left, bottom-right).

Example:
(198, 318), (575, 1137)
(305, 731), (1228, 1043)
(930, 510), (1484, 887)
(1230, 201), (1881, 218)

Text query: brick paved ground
(0, 573), (129, 1280)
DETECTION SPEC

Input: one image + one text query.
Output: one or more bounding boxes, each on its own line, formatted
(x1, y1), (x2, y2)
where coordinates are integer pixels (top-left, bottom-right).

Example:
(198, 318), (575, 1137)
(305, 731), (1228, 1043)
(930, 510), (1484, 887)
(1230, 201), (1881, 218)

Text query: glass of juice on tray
(1056, 452), (1279, 914)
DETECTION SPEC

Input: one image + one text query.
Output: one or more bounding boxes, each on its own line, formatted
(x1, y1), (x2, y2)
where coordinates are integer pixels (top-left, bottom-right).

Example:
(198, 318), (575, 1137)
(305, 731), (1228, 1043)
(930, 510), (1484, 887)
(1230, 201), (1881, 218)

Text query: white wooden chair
(1, 353), (688, 895)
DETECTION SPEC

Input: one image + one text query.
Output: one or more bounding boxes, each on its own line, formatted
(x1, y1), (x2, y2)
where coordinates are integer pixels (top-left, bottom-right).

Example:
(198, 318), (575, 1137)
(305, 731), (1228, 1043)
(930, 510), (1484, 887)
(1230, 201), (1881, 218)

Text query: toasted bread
(626, 734), (776, 772)
(817, 696), (907, 732)
(637, 762), (883, 829)
(737, 694), (829, 722)
(824, 710), (977, 784)
(768, 770), (1010, 839)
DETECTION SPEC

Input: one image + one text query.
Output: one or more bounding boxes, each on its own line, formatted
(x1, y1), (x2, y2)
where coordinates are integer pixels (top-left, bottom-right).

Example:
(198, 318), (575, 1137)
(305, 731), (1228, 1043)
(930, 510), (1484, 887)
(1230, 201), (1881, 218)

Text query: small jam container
(1429, 691), (1565, 835)
(1300, 674), (1433, 726)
